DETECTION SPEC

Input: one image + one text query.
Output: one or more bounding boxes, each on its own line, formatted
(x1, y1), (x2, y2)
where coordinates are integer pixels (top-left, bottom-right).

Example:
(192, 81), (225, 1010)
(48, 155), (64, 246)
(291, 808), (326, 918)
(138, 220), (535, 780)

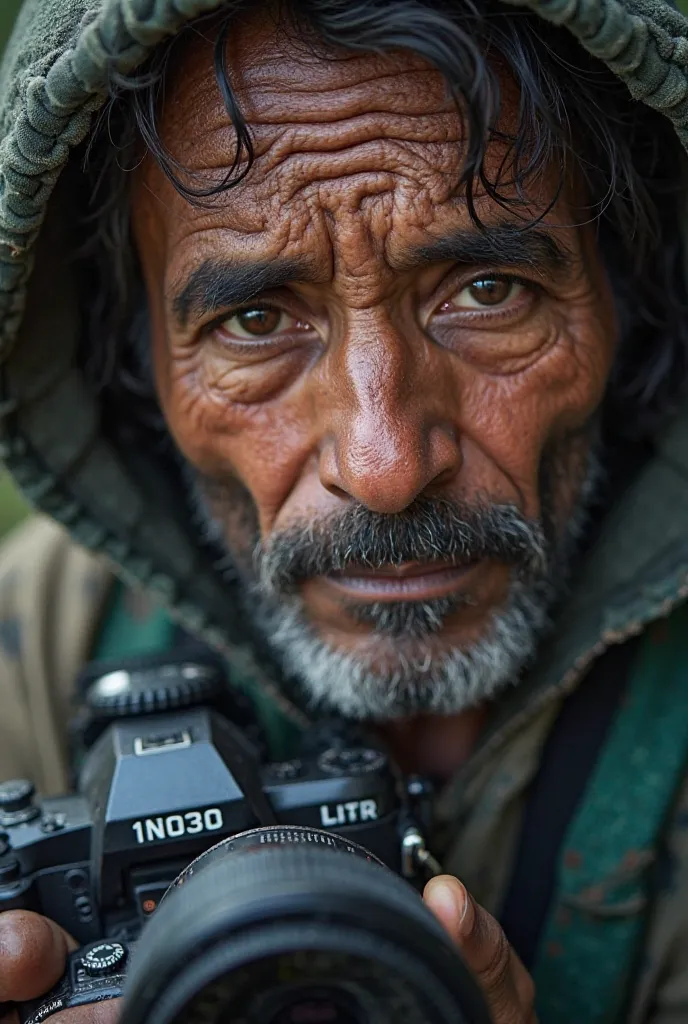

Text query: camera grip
(17, 942), (128, 1024)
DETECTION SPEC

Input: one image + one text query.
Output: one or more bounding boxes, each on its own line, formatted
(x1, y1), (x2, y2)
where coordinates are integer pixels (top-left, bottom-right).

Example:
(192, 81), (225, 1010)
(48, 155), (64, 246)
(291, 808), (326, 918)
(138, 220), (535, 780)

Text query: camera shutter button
(0, 780), (39, 825)
(0, 779), (34, 810)
(82, 943), (127, 977)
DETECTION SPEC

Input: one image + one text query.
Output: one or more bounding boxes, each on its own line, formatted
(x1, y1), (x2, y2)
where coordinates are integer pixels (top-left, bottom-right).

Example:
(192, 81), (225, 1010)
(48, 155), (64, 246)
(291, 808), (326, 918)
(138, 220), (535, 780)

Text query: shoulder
(0, 516), (114, 794)
(0, 513), (114, 674)
(0, 513), (100, 575)
(0, 514), (112, 614)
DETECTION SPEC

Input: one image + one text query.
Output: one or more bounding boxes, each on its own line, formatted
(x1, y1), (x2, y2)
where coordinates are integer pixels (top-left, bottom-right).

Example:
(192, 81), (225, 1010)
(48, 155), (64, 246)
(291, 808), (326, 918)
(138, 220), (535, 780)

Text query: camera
(0, 654), (490, 1024)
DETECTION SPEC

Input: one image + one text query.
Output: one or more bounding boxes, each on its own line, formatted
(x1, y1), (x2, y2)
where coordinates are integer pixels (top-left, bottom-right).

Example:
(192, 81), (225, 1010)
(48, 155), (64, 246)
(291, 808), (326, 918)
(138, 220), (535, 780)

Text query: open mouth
(324, 561), (479, 602)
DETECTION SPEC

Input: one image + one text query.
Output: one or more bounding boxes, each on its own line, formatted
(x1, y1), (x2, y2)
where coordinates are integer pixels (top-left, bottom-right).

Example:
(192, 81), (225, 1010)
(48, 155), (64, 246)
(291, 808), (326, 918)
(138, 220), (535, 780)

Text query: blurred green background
(0, 0), (687, 534)
(0, 1), (32, 534)
(0, 2), (22, 37)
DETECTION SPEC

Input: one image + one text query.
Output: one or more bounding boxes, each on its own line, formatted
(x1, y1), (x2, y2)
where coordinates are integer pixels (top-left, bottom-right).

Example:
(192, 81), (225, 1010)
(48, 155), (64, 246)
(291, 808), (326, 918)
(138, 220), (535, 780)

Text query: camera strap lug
(401, 827), (443, 881)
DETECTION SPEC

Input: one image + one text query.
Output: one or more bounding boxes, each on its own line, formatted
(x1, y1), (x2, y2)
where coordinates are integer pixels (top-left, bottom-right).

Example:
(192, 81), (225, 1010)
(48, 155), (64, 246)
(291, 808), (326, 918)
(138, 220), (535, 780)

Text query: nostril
(323, 481), (350, 502)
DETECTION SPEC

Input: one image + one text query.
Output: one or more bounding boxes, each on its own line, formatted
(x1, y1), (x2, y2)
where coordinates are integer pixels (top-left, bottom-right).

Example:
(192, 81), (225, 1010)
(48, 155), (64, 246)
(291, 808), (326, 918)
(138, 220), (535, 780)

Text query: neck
(375, 706), (488, 781)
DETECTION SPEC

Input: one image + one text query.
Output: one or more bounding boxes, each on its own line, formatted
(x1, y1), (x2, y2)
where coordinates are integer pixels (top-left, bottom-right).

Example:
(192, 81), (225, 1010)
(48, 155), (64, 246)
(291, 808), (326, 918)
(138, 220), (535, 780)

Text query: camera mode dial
(86, 662), (224, 718)
(0, 780), (39, 826)
(82, 943), (127, 977)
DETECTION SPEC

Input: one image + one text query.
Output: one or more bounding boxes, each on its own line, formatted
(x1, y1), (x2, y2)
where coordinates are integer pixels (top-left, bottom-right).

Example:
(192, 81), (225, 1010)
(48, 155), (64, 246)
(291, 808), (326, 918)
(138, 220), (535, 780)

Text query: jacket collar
(436, 407), (688, 812)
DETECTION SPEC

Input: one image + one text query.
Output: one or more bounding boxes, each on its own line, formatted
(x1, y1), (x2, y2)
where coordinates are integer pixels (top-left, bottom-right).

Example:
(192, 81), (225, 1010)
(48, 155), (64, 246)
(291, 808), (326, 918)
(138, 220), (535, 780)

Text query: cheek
(159, 348), (317, 534)
(458, 307), (613, 517)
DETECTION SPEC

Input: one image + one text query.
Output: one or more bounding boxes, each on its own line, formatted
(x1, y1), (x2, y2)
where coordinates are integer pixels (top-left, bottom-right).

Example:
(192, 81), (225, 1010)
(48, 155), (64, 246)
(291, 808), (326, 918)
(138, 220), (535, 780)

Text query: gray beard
(186, 445), (602, 721)
(245, 578), (554, 719)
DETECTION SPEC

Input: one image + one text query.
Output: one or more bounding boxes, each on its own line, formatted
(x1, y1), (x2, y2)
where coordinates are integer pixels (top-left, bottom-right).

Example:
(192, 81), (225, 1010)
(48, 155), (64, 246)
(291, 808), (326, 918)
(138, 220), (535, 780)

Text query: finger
(0, 911), (77, 1003)
(61, 999), (123, 1024)
(424, 874), (469, 946)
(0, 998), (122, 1024)
(424, 876), (536, 1021)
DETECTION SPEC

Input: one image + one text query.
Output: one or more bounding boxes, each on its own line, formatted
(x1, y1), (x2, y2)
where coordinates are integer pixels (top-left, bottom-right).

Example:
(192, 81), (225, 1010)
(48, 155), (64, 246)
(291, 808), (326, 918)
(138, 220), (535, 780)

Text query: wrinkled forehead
(134, 7), (565, 279)
(159, 9), (453, 157)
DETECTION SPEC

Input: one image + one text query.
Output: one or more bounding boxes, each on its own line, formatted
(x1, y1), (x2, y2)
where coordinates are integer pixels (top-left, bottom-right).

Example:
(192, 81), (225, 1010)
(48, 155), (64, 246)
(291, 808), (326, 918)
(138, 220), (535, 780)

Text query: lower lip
(323, 563), (477, 602)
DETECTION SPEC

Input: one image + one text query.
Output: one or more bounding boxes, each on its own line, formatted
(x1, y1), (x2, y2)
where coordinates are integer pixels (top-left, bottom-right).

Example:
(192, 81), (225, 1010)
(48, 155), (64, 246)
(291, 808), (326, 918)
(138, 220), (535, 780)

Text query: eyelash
(450, 272), (536, 297)
(202, 306), (259, 337)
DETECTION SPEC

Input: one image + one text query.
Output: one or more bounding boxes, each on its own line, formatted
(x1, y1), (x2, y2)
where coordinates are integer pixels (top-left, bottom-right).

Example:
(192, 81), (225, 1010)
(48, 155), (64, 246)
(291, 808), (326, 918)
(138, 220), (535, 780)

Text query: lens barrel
(122, 826), (490, 1024)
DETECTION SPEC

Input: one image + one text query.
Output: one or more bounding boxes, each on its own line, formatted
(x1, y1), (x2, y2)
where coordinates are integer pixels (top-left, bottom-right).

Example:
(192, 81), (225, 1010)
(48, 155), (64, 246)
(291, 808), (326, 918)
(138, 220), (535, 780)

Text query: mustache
(255, 497), (548, 597)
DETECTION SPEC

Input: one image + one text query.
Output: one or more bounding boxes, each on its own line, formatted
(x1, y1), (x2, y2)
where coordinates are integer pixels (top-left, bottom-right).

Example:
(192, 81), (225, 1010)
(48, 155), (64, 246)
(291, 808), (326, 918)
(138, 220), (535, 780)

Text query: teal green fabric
(92, 580), (303, 760)
(533, 604), (688, 1023)
(93, 580), (176, 660)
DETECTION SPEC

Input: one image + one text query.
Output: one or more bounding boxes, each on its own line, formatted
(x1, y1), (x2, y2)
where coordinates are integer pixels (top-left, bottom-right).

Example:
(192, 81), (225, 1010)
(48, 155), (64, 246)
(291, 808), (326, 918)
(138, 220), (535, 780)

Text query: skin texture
(0, 11), (619, 1024)
(134, 15), (615, 688)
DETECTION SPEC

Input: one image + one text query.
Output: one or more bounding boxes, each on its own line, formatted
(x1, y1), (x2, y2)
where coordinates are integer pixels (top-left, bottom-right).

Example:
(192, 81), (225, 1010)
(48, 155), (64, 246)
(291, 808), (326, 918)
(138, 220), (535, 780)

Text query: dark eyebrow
(404, 224), (574, 275)
(172, 224), (572, 329)
(171, 257), (316, 329)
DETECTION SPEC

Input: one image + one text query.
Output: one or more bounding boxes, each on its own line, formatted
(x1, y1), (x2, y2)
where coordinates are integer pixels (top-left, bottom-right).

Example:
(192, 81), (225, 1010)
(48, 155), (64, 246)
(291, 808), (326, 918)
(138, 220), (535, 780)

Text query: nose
(317, 312), (462, 513)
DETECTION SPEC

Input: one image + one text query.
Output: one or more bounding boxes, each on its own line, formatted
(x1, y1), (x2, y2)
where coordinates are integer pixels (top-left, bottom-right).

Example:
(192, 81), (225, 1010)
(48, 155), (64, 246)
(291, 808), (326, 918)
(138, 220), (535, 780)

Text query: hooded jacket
(2, 0), (688, 1021)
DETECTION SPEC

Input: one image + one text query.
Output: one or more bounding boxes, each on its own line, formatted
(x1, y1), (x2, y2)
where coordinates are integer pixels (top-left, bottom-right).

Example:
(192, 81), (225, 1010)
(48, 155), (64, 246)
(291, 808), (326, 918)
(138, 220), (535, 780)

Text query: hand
(1, 888), (534, 1024)
(424, 875), (537, 1024)
(0, 911), (121, 1024)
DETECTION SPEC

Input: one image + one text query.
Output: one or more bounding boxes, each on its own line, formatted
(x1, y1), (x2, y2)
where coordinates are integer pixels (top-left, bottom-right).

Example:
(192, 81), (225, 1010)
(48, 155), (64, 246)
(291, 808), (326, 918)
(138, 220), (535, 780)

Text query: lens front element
(122, 826), (491, 1024)
(268, 988), (361, 1024)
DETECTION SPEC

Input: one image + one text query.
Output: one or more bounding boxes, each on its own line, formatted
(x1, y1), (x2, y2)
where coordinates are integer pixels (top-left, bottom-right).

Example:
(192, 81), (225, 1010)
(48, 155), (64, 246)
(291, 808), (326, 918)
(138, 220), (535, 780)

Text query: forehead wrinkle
(230, 30), (444, 104)
(150, 20), (579, 314)
(259, 151), (458, 220)
(169, 126), (462, 219)
(235, 67), (449, 122)
(173, 104), (461, 180)
(251, 113), (461, 166)
(162, 35), (453, 169)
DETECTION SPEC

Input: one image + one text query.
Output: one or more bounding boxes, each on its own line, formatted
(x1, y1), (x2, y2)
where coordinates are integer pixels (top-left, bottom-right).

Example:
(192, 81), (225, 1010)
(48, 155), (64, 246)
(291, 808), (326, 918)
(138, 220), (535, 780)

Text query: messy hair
(80, 0), (688, 443)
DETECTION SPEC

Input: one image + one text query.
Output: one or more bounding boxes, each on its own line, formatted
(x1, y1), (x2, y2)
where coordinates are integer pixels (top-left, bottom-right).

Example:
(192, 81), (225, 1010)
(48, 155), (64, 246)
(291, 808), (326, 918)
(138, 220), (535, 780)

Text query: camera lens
(267, 988), (361, 1023)
(122, 826), (490, 1024)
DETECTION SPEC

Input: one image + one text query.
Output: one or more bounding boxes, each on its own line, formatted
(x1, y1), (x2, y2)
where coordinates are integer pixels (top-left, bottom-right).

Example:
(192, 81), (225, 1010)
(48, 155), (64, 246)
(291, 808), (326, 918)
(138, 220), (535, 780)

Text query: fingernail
(458, 882), (471, 924)
(453, 879), (475, 934)
(429, 877), (469, 924)
(430, 878), (463, 919)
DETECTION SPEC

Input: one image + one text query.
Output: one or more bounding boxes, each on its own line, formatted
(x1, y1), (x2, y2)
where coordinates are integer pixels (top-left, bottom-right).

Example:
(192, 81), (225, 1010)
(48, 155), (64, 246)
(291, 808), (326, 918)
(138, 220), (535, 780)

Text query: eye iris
(236, 308), (281, 335)
(468, 278), (511, 306)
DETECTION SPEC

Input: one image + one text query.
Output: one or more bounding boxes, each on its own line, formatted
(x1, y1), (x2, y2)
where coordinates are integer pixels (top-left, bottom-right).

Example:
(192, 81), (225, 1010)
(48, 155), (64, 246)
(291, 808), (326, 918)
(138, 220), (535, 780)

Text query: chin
(322, 628), (477, 672)
(259, 580), (551, 720)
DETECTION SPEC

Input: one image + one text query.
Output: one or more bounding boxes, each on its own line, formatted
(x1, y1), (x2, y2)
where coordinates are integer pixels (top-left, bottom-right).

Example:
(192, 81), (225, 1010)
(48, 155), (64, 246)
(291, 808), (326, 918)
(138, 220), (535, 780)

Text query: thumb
(423, 874), (472, 946)
(424, 874), (510, 977)
(0, 911), (77, 1003)
(424, 876), (536, 1022)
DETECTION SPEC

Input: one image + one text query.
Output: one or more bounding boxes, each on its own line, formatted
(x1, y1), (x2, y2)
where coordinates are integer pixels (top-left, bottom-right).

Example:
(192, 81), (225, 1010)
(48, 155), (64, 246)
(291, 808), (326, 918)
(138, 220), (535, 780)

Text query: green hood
(2, 0), (688, 731)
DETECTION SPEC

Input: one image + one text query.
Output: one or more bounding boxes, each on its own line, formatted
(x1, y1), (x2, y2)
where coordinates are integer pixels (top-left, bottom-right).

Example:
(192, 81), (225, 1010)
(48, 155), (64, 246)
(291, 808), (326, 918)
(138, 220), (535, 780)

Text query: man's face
(132, 11), (617, 717)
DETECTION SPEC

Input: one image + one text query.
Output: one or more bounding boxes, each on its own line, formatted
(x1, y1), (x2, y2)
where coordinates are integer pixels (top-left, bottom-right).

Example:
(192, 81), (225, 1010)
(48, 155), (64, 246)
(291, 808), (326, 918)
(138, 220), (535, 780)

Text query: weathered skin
(134, 13), (616, 694)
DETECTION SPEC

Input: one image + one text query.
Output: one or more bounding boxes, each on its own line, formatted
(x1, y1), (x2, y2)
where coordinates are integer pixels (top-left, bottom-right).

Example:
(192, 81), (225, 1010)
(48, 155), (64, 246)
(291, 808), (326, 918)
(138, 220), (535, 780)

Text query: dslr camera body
(0, 655), (489, 1024)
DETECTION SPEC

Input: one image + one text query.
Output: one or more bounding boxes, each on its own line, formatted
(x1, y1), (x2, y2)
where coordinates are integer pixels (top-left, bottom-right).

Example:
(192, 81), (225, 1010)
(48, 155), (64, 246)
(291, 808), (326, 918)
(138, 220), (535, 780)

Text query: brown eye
(467, 278), (512, 306)
(235, 307), (282, 336)
(217, 306), (314, 342)
(444, 277), (524, 311)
